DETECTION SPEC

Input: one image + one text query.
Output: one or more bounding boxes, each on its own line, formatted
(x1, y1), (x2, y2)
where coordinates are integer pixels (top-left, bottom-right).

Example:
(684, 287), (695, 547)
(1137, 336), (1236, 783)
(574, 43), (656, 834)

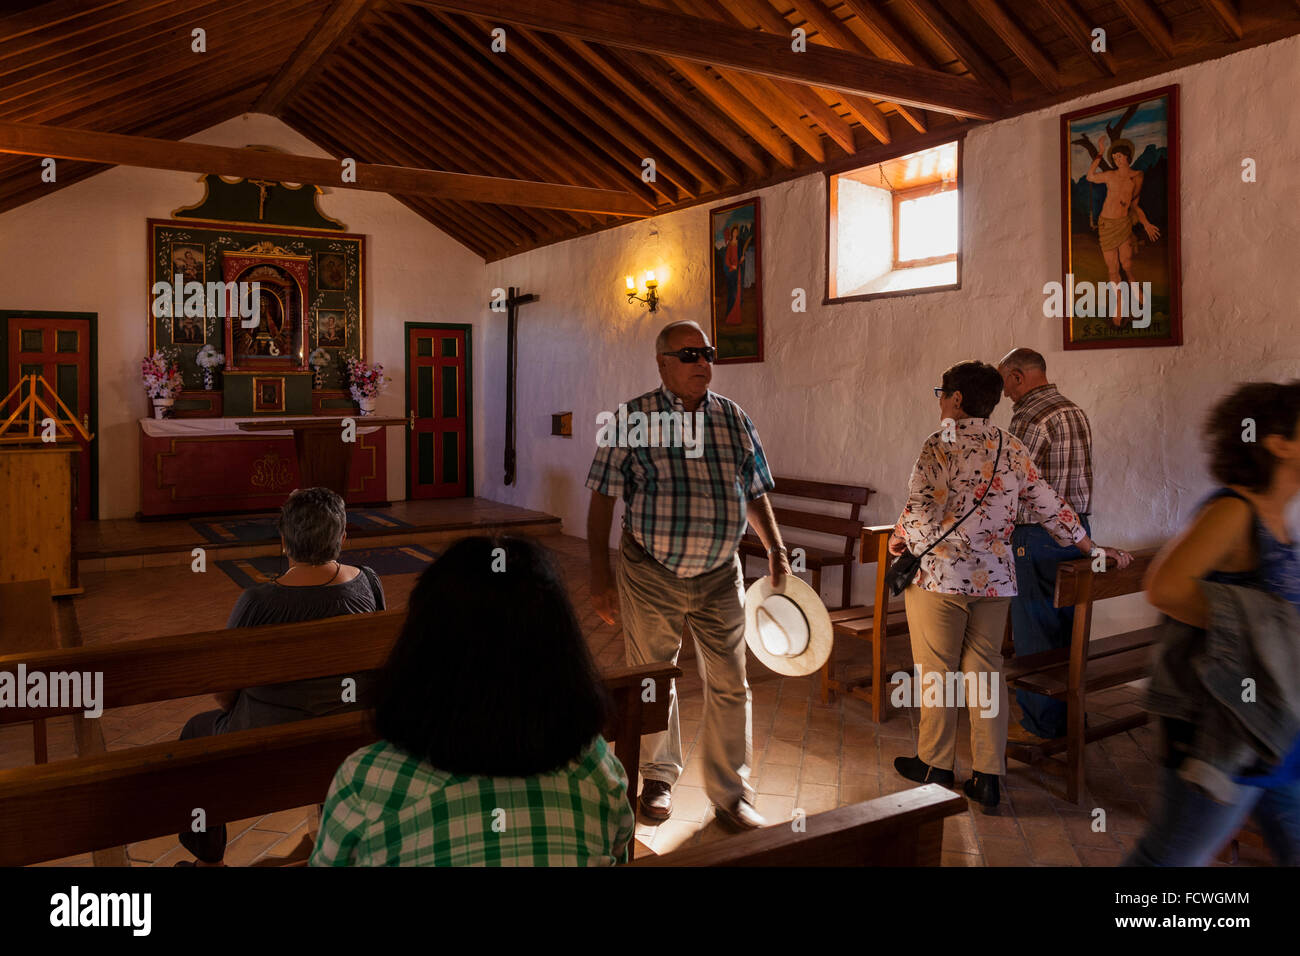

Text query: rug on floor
(217, 545), (439, 588)
(191, 509), (414, 544)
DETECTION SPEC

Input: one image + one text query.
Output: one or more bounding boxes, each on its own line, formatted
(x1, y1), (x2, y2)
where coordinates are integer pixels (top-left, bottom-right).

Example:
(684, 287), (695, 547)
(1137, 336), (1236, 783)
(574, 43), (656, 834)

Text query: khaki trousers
(903, 586), (1011, 776)
(616, 532), (753, 808)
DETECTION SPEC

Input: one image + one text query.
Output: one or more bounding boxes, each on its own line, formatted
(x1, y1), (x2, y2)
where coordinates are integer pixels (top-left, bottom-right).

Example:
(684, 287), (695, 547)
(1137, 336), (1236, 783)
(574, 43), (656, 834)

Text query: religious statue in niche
(237, 287), (291, 357)
(220, 246), (310, 372)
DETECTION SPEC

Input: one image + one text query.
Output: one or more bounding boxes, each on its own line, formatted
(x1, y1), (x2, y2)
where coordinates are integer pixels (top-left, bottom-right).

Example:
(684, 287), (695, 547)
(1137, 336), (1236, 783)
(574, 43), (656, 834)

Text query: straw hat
(744, 574), (833, 677)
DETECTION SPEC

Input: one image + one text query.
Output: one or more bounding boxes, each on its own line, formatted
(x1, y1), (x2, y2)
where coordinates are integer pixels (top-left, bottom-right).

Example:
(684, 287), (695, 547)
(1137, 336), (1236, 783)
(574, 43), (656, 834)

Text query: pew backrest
(630, 784), (965, 866)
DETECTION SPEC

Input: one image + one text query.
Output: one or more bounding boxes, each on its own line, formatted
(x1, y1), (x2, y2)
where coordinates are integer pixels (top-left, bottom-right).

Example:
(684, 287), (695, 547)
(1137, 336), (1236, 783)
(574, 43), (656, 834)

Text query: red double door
(407, 325), (468, 498)
(6, 315), (95, 520)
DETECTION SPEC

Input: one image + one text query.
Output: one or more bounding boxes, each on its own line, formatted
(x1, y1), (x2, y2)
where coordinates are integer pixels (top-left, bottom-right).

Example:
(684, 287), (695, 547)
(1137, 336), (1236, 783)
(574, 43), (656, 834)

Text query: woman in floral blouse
(889, 361), (1131, 810)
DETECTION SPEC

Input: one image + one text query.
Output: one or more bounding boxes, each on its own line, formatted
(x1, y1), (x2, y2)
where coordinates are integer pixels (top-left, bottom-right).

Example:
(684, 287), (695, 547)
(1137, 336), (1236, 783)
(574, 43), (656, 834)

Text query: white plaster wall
(0, 113), (485, 518)
(484, 35), (1300, 632)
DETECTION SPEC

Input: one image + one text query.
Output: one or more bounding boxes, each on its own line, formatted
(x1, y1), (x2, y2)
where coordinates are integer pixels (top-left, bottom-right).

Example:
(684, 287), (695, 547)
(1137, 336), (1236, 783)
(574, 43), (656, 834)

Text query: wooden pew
(1004, 548), (1161, 803)
(0, 579), (60, 762)
(739, 476), (872, 611)
(0, 612), (679, 866)
(820, 525), (910, 721)
(631, 784), (965, 866)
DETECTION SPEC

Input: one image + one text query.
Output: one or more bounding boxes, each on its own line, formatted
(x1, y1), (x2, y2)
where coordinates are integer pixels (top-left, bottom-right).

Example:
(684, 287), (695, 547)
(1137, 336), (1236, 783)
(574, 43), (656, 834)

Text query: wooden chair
(1004, 549), (1160, 803)
(0, 579), (59, 763)
(0, 612), (680, 865)
(816, 525), (910, 722)
(739, 476), (872, 611)
(630, 784), (965, 866)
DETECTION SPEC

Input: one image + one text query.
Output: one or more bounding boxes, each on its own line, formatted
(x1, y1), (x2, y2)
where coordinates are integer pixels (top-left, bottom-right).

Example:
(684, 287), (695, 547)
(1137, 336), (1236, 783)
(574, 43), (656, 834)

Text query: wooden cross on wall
(496, 286), (537, 486)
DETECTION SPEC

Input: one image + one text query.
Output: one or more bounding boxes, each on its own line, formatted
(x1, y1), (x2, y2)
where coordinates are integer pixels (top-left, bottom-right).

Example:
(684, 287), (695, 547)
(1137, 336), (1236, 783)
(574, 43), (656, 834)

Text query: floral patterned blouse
(892, 418), (1086, 596)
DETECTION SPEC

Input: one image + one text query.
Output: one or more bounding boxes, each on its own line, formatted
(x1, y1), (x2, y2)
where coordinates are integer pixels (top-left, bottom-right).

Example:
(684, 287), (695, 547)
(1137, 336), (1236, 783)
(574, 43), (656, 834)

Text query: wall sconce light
(625, 271), (660, 312)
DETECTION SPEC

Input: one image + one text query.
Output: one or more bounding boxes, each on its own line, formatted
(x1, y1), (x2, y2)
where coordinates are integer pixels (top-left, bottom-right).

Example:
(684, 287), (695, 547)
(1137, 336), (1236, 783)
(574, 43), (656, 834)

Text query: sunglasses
(661, 346), (717, 364)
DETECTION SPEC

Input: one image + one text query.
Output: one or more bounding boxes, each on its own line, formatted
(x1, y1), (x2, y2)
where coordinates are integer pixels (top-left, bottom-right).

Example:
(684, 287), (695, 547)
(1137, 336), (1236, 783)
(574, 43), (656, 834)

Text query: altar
(138, 416), (390, 517)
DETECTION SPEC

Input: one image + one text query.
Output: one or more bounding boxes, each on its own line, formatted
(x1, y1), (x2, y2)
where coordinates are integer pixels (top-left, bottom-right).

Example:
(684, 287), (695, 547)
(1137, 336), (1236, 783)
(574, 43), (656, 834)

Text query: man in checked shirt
(998, 348), (1097, 743)
(586, 320), (788, 831)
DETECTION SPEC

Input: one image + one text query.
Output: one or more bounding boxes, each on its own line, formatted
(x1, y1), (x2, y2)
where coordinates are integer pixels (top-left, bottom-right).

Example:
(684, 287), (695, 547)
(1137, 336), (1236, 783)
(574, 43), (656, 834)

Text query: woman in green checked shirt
(310, 536), (635, 866)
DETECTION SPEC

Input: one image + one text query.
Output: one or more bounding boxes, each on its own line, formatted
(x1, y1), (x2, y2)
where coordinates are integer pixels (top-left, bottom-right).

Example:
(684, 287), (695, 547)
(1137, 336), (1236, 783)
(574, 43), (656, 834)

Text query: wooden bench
(631, 784), (966, 866)
(1004, 548), (1160, 803)
(816, 525), (911, 722)
(0, 612), (679, 866)
(739, 476), (872, 611)
(0, 579), (60, 763)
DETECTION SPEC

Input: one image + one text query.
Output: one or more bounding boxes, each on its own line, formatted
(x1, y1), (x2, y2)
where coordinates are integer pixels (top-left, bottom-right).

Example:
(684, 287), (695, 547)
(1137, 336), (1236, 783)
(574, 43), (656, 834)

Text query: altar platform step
(75, 498), (561, 573)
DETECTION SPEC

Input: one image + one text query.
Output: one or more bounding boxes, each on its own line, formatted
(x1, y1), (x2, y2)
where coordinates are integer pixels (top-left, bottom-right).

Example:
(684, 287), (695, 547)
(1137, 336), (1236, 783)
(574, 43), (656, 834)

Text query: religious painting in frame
(316, 251), (347, 291)
(169, 243), (205, 285)
(709, 197), (763, 364)
(171, 313), (205, 345)
(1060, 85), (1181, 350)
(316, 309), (348, 349)
(252, 376), (285, 413)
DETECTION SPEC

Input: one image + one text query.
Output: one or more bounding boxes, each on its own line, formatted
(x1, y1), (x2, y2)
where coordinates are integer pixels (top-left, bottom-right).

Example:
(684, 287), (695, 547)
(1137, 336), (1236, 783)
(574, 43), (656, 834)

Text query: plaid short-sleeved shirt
(309, 736), (634, 867)
(585, 385), (775, 577)
(1008, 384), (1093, 522)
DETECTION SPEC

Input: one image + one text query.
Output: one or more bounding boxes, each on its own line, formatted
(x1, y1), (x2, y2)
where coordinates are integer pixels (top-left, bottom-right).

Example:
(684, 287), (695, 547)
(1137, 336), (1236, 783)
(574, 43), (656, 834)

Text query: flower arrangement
(308, 347), (331, 389)
(195, 344), (225, 390)
(345, 357), (389, 405)
(141, 348), (183, 401)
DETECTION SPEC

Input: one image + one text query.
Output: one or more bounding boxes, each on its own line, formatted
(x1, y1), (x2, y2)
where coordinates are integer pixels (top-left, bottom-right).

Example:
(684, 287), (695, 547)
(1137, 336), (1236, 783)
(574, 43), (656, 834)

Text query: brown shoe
(1007, 722), (1053, 745)
(714, 799), (767, 831)
(638, 779), (672, 821)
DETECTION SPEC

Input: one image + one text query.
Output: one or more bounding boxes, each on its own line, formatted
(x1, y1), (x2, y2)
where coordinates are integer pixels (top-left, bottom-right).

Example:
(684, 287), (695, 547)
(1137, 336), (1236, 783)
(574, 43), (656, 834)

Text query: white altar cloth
(138, 416), (386, 437)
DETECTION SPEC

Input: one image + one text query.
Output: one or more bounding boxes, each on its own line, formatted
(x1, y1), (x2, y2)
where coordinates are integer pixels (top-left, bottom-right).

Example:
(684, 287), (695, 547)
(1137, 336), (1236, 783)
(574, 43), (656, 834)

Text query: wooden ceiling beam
(1112, 0), (1178, 58)
(4, 23), (300, 124)
(964, 0), (1062, 91)
(558, 37), (747, 185)
(609, 48), (771, 176)
(285, 111), (501, 258)
(695, 0), (891, 142)
(0, 0), (182, 70)
(1033, 0), (1118, 76)
(0, 120), (654, 216)
(510, 27), (728, 192)
(1196, 0), (1243, 41)
(666, 58), (798, 167)
(255, 0), (373, 114)
(710, 69), (829, 161)
(404, 0), (1002, 118)
(356, 26), (606, 228)
(321, 59), (571, 240)
(0, 0), (285, 105)
(901, 0), (1012, 100)
(428, 9), (681, 206)
(464, 18), (707, 197)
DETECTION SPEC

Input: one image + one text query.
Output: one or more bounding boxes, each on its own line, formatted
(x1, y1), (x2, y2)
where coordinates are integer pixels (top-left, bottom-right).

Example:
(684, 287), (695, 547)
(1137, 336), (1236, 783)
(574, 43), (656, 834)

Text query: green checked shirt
(586, 385), (775, 577)
(309, 736), (634, 867)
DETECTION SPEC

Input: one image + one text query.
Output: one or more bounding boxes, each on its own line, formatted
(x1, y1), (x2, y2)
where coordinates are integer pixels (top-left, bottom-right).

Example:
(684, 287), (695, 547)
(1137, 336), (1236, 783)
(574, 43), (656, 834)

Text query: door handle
(407, 410), (415, 429)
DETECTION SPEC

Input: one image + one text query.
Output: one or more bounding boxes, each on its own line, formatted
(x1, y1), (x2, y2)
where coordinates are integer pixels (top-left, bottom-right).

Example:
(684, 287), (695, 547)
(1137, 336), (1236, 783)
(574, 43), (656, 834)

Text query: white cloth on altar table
(138, 417), (385, 437)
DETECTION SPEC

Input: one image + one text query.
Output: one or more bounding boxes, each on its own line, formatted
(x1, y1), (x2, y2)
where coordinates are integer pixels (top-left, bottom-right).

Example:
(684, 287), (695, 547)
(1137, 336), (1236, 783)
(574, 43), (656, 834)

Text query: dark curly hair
(1204, 382), (1300, 492)
(941, 361), (1004, 419)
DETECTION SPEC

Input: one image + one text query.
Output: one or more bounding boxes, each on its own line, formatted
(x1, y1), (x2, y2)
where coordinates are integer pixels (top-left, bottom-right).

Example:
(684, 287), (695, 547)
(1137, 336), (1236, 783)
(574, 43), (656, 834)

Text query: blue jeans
(1010, 519), (1089, 738)
(1125, 767), (1300, 866)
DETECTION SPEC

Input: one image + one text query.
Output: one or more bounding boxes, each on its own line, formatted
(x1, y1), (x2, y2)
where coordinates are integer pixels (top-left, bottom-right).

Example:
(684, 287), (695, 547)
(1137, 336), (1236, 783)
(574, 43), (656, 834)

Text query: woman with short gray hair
(174, 486), (384, 865)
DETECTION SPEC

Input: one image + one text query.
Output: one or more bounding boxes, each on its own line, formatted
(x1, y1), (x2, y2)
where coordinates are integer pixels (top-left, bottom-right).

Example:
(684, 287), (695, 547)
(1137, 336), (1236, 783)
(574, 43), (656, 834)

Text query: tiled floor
(2, 531), (1274, 867)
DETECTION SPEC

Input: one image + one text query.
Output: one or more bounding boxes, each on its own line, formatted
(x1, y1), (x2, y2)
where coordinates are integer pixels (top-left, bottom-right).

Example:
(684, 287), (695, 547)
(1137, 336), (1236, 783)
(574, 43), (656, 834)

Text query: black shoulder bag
(884, 430), (1004, 597)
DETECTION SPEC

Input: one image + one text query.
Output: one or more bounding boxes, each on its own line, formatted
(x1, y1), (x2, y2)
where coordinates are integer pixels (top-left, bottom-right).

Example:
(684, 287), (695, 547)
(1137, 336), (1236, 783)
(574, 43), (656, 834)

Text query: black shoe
(714, 799), (767, 831)
(638, 779), (672, 821)
(963, 771), (1000, 811)
(893, 755), (955, 788)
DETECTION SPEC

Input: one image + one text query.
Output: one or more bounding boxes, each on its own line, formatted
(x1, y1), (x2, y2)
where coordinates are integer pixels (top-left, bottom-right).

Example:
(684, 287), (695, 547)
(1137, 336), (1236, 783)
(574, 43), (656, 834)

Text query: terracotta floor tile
(979, 835), (1033, 867)
(800, 752), (840, 787)
(795, 782), (839, 815)
(669, 785), (713, 824)
(757, 762), (799, 795)
(1021, 821), (1082, 866)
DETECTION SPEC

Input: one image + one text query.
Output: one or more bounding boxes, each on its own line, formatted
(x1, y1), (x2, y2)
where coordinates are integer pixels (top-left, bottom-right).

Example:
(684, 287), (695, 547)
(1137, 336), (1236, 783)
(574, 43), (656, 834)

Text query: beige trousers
(903, 586), (1011, 776)
(616, 531), (753, 809)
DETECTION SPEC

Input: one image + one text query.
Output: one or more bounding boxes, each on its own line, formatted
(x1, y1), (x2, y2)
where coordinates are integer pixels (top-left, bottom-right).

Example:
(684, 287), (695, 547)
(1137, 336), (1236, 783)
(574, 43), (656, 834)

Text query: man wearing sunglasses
(586, 320), (787, 831)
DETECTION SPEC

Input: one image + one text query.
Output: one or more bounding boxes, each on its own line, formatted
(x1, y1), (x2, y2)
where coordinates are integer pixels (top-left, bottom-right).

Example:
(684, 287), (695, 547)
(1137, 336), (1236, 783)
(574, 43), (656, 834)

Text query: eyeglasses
(661, 346), (717, 364)
(933, 386), (951, 398)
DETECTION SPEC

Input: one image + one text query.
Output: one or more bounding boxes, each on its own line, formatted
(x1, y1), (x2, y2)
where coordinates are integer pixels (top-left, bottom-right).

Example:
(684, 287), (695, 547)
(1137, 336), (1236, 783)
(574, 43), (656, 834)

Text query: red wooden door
(6, 316), (95, 519)
(407, 326), (468, 498)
